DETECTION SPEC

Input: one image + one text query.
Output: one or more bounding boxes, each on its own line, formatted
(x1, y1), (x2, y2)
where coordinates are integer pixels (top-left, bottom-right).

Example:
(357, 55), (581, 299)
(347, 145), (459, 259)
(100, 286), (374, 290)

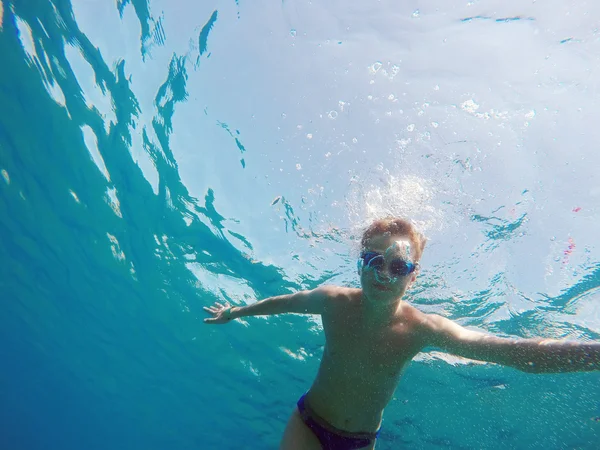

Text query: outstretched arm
(422, 314), (600, 373)
(203, 286), (332, 324)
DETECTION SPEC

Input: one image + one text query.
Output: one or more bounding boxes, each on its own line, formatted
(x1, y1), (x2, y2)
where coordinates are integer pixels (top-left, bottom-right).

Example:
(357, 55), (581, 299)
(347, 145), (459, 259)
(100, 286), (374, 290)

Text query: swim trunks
(296, 393), (380, 450)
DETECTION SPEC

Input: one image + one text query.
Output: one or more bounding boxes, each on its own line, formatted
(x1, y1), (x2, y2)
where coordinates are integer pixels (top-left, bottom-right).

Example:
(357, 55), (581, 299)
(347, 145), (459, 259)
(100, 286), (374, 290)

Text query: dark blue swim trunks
(297, 393), (380, 450)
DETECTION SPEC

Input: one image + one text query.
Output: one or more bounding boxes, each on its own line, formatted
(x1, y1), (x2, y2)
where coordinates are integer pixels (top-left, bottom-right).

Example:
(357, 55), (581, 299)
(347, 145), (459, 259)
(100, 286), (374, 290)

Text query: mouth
(373, 283), (391, 291)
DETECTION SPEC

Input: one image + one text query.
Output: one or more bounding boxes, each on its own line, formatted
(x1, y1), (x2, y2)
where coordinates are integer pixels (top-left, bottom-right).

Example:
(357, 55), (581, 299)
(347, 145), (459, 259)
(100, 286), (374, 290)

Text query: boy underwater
(204, 217), (600, 449)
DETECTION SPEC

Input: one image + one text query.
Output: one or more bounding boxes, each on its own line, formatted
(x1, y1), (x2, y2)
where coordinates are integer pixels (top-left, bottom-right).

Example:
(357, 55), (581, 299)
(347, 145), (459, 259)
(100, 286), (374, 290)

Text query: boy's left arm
(422, 314), (600, 373)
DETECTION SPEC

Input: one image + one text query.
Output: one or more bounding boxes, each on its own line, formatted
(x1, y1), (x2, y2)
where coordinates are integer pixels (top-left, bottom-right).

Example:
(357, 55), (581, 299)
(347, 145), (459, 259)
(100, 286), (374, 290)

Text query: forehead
(363, 233), (412, 251)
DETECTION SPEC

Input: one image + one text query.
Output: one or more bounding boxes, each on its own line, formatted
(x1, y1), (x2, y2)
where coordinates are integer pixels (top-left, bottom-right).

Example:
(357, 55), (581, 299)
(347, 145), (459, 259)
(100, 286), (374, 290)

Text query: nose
(373, 267), (394, 283)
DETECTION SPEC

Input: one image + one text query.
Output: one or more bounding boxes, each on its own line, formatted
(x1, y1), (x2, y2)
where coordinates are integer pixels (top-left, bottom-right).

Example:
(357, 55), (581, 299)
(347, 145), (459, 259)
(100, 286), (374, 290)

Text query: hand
(203, 302), (236, 324)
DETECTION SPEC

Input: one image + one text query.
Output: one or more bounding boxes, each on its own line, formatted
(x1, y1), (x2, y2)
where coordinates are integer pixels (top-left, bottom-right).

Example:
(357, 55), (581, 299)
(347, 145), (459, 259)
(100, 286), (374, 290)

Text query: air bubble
(370, 61), (383, 73)
(461, 99), (480, 113)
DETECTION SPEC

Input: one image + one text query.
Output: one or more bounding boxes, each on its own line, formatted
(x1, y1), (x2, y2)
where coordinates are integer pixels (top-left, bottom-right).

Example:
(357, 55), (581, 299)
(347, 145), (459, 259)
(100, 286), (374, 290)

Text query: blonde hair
(361, 217), (427, 262)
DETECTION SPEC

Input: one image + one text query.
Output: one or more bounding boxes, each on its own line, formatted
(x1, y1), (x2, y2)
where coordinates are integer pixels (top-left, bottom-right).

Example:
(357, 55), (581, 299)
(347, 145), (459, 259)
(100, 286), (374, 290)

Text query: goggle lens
(360, 251), (416, 277)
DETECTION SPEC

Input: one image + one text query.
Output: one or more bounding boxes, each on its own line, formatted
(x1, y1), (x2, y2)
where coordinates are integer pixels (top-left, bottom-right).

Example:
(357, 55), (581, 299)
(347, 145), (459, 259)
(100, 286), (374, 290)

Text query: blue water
(1, 1), (599, 449)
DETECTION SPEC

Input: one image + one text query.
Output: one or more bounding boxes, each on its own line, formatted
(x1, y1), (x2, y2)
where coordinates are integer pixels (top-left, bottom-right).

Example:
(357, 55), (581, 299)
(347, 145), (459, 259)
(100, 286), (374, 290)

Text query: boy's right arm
(203, 286), (332, 324)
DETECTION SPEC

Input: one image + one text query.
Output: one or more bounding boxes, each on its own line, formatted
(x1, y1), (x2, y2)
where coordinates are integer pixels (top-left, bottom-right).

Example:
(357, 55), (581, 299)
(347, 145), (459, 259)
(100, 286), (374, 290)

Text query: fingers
(203, 302), (233, 324)
(205, 302), (229, 310)
(204, 302), (231, 313)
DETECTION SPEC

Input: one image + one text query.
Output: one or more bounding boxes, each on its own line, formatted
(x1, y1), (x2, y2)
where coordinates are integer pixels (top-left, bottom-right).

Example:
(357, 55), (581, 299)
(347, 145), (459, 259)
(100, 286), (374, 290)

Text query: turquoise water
(1, 1), (599, 449)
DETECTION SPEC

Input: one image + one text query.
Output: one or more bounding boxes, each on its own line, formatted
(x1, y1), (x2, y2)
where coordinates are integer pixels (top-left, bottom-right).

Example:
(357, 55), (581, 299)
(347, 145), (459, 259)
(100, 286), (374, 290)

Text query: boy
(204, 217), (600, 450)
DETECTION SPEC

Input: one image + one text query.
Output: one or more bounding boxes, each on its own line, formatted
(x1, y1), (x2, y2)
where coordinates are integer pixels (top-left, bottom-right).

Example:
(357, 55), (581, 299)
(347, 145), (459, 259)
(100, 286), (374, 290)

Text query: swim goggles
(357, 249), (418, 284)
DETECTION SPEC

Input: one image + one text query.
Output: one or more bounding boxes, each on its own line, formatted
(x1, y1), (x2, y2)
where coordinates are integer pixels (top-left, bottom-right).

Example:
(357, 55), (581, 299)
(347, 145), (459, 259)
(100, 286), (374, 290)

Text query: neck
(360, 291), (403, 326)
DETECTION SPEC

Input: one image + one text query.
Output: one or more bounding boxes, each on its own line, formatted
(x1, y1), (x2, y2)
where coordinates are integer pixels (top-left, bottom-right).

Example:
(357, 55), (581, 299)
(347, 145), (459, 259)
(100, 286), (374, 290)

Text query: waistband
(297, 393), (381, 439)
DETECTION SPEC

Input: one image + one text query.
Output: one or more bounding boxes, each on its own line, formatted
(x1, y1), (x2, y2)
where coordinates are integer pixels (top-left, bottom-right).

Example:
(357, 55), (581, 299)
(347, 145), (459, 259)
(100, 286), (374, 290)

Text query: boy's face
(359, 233), (418, 300)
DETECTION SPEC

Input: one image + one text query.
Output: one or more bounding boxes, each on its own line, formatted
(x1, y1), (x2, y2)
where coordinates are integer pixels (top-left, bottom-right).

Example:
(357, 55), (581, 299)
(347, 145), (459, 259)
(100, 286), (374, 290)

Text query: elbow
(518, 363), (542, 374)
(511, 358), (544, 374)
(515, 359), (562, 374)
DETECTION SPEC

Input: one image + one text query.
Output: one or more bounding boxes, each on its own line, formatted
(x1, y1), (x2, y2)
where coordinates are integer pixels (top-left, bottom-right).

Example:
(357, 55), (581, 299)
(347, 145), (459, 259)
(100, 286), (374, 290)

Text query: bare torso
(305, 287), (427, 433)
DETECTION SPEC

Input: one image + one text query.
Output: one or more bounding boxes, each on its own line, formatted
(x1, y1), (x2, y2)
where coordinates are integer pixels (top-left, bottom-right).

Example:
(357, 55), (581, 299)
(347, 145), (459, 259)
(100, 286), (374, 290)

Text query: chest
(322, 311), (418, 373)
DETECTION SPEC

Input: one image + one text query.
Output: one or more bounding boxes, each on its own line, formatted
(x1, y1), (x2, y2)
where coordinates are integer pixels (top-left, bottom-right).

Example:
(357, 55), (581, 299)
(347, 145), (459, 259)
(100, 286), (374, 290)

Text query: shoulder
(313, 285), (360, 313)
(399, 306), (450, 345)
(404, 309), (480, 350)
(314, 285), (359, 300)
(399, 303), (429, 324)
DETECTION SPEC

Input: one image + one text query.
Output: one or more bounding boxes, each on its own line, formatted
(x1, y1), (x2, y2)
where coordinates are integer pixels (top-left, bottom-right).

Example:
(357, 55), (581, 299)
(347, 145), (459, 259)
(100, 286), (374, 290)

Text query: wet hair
(360, 217), (427, 262)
